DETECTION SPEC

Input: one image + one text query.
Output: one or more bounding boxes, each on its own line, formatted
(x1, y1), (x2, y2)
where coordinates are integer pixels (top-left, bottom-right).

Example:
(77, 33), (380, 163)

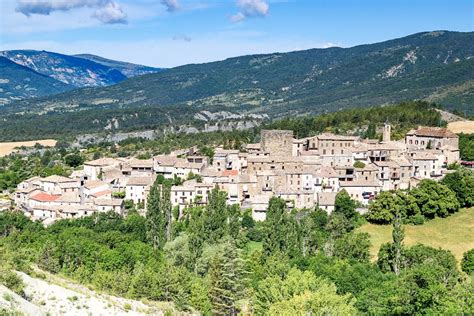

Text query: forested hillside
(1, 31), (472, 140)
(0, 57), (72, 105)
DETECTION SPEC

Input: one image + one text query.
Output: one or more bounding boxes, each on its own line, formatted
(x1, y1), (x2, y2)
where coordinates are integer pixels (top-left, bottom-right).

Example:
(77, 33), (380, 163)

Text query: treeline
(366, 169), (474, 224)
(266, 101), (444, 139)
(1, 186), (473, 314)
(0, 100), (445, 142)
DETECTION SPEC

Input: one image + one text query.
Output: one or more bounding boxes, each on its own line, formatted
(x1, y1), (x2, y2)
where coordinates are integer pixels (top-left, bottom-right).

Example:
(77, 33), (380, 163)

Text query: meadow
(358, 207), (474, 262)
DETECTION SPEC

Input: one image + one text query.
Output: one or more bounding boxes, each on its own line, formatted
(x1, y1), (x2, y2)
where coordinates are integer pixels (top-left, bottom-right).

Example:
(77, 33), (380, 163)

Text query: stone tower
(261, 130), (294, 156)
(383, 121), (391, 142)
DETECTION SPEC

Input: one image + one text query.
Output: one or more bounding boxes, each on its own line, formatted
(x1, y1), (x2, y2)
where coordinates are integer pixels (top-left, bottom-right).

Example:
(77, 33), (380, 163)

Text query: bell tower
(383, 121), (391, 142)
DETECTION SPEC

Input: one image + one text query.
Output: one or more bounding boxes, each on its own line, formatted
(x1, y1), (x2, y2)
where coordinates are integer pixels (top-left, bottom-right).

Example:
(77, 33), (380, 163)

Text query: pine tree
(208, 240), (247, 316)
(392, 212), (404, 276)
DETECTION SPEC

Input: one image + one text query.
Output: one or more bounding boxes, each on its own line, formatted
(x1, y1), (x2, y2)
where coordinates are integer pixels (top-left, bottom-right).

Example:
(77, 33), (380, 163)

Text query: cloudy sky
(1, 0), (472, 67)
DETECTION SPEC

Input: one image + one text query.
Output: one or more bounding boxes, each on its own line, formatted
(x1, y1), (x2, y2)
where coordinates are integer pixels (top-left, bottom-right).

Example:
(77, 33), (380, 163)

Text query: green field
(358, 207), (474, 262)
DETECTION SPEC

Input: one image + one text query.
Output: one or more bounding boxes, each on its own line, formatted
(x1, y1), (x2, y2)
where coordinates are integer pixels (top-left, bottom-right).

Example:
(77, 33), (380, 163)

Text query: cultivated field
(0, 139), (57, 157)
(358, 207), (474, 262)
(447, 120), (474, 134)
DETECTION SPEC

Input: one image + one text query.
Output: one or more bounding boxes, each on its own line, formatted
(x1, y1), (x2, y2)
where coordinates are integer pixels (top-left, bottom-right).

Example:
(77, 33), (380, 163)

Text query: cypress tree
(146, 179), (164, 250)
(392, 212), (404, 276)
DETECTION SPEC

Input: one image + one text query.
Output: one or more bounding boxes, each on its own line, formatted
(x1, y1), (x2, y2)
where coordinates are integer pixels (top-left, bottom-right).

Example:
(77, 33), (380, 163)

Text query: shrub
(408, 213), (425, 225)
(461, 249), (474, 275)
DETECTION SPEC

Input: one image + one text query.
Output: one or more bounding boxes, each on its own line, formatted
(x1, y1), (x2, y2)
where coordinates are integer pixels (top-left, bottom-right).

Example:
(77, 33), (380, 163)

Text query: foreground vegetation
(1, 186), (473, 315)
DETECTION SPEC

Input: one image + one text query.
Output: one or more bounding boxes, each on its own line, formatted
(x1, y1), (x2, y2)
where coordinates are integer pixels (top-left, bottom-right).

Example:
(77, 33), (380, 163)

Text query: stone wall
(261, 130), (293, 156)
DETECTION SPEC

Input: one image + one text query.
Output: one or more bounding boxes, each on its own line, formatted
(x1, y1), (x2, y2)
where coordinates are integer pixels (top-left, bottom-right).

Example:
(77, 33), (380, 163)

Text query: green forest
(1, 181), (473, 314)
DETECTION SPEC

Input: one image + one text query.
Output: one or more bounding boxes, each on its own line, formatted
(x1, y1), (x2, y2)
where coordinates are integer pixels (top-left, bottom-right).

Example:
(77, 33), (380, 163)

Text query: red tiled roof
(407, 127), (457, 138)
(31, 192), (60, 202)
(91, 189), (112, 198)
(222, 170), (238, 176)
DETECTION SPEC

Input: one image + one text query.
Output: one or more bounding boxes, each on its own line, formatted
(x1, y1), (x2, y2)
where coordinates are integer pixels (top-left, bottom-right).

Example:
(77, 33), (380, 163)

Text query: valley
(0, 31), (473, 142)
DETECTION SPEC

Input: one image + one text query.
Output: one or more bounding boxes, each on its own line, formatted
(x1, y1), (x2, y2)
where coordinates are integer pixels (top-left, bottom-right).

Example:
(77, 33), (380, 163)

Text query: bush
(0, 269), (25, 296)
(461, 249), (474, 275)
(408, 213), (425, 225)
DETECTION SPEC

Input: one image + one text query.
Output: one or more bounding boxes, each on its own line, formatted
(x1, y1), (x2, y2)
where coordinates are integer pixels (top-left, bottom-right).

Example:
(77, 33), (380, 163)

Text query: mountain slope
(1, 31), (473, 140)
(0, 57), (72, 105)
(0, 50), (127, 88)
(74, 54), (163, 77)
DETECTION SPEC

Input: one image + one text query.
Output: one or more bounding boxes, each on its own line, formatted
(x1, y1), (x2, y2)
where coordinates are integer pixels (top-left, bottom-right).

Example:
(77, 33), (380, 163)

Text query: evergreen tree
(392, 212), (404, 276)
(208, 239), (247, 316)
(160, 184), (173, 242)
(146, 179), (165, 250)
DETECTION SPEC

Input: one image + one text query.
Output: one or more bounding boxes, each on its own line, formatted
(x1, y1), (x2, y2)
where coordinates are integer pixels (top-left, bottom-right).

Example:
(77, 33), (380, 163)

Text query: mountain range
(0, 31), (473, 141)
(0, 50), (162, 104)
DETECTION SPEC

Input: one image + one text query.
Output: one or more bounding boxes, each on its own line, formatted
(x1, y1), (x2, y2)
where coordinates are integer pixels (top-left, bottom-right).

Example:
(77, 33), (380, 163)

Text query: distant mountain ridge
(1, 30), (473, 140)
(0, 57), (72, 105)
(74, 54), (163, 78)
(0, 50), (162, 103)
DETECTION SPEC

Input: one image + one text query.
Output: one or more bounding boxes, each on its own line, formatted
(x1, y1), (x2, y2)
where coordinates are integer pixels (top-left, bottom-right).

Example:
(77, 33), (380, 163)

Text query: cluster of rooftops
(10, 125), (462, 223)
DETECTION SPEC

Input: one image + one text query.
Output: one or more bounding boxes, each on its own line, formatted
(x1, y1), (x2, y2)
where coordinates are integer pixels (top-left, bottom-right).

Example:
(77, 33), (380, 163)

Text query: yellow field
(0, 139), (57, 157)
(358, 207), (474, 263)
(447, 120), (474, 134)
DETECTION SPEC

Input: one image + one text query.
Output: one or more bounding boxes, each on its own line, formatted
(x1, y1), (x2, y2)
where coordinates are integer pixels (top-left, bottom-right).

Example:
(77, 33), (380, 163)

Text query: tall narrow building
(383, 121), (391, 142)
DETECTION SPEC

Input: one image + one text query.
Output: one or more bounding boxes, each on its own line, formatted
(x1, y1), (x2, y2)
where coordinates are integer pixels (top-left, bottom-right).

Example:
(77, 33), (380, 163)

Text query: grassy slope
(358, 207), (474, 262)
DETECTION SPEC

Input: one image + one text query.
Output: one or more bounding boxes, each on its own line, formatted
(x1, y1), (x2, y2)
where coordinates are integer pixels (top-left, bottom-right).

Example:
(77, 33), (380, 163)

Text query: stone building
(261, 130), (294, 157)
(406, 127), (458, 150)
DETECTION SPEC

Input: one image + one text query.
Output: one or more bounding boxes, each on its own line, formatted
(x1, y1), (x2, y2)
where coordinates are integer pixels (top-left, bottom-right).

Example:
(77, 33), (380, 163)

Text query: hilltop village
(13, 124), (460, 223)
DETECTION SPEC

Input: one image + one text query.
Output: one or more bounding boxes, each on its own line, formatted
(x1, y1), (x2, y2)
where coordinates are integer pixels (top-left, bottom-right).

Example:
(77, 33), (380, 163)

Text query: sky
(0, 0), (473, 68)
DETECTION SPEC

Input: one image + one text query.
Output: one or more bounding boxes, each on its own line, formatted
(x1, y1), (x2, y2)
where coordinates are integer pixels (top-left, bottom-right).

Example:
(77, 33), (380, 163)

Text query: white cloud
(160, 0), (180, 12)
(15, 0), (128, 24)
(230, 12), (245, 23)
(92, 2), (127, 24)
(231, 0), (269, 22)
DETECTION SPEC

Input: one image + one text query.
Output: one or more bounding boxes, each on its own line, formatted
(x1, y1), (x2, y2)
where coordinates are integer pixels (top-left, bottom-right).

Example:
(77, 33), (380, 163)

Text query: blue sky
(1, 0), (473, 67)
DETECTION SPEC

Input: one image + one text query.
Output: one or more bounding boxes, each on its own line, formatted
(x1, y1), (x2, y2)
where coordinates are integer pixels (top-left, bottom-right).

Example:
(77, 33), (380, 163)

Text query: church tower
(383, 121), (391, 142)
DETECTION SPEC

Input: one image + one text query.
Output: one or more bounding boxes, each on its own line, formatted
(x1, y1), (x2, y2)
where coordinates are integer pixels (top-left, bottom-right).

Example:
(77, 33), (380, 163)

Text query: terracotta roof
(42, 175), (74, 183)
(201, 167), (220, 177)
(94, 198), (123, 207)
(222, 170), (238, 176)
(84, 180), (108, 190)
(126, 176), (154, 186)
(154, 155), (179, 167)
(91, 189), (112, 198)
(85, 158), (118, 167)
(130, 158), (153, 168)
(407, 127), (457, 138)
(56, 192), (81, 203)
(31, 192), (60, 202)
